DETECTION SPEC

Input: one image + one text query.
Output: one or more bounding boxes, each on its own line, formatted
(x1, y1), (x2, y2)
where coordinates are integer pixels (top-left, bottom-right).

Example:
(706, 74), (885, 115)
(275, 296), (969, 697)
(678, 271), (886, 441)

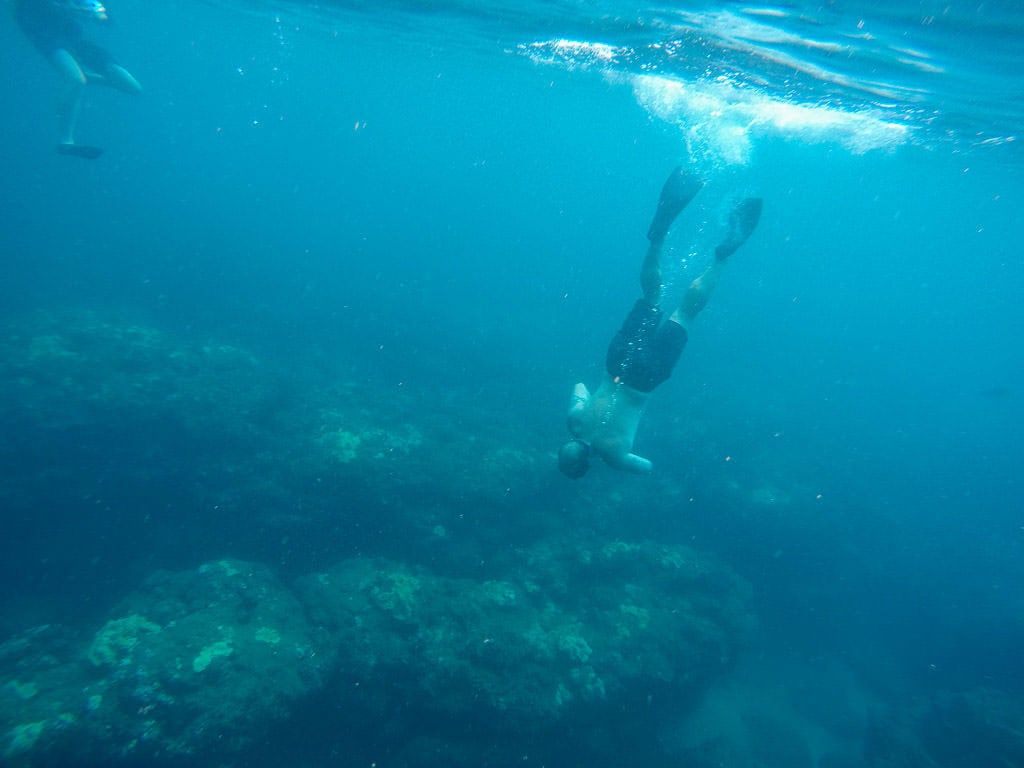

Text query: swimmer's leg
(73, 42), (142, 93)
(55, 80), (82, 145)
(99, 63), (143, 94)
(671, 261), (721, 330)
(47, 49), (102, 156)
(642, 166), (704, 304)
(670, 196), (763, 328)
(54, 84), (102, 158)
(51, 48), (87, 86)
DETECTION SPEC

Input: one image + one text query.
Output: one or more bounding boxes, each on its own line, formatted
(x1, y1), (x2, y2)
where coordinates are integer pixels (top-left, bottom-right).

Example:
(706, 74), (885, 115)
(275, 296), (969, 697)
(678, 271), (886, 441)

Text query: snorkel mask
(58, 0), (108, 21)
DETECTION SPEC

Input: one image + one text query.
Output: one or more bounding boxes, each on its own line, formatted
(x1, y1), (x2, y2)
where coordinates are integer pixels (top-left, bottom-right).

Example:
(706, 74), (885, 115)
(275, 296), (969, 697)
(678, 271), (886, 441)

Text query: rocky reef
(4, 308), (1017, 768)
(1, 540), (752, 766)
(0, 309), (755, 766)
(1, 560), (328, 765)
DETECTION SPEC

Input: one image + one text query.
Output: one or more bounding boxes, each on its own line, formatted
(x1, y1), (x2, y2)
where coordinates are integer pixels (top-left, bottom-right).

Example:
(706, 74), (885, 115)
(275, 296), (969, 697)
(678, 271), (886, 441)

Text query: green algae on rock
(0, 560), (331, 765)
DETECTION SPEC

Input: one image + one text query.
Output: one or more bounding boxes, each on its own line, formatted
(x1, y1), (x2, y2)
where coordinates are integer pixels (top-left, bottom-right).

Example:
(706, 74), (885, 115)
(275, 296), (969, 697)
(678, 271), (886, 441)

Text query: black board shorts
(14, 0), (115, 70)
(605, 299), (687, 393)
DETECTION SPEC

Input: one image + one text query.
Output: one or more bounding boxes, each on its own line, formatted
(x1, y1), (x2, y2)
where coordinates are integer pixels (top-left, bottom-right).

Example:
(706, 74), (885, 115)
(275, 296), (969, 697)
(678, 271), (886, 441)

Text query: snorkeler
(14, 0), (142, 158)
(558, 167), (763, 477)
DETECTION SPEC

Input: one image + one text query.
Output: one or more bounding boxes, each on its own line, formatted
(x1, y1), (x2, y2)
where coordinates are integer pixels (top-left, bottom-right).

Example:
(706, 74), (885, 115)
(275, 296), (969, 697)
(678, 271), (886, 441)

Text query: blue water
(1, 0), (1022, 765)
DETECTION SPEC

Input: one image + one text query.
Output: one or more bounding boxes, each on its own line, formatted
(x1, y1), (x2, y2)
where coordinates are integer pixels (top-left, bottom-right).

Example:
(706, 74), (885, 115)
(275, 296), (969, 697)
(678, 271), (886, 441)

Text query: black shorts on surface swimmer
(605, 299), (687, 393)
(15, 0), (81, 55)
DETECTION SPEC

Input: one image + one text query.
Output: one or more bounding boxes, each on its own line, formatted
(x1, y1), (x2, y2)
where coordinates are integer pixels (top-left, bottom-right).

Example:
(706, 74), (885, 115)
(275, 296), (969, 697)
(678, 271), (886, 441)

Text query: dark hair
(558, 440), (591, 479)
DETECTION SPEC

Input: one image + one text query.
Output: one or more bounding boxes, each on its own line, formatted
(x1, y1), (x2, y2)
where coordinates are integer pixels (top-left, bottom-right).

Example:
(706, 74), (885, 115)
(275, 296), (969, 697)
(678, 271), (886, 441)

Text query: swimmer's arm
(566, 382), (591, 434)
(610, 452), (653, 475)
(567, 382), (590, 416)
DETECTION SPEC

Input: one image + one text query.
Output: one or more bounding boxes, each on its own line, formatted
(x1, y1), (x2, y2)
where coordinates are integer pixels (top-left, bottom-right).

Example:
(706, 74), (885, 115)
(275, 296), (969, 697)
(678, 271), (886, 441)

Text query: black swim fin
(57, 143), (104, 160)
(647, 166), (704, 244)
(715, 197), (763, 261)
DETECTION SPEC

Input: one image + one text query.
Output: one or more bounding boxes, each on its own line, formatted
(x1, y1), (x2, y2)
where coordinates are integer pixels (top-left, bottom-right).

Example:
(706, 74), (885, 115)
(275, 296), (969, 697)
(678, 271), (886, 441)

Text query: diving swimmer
(14, 0), (142, 158)
(558, 167), (763, 477)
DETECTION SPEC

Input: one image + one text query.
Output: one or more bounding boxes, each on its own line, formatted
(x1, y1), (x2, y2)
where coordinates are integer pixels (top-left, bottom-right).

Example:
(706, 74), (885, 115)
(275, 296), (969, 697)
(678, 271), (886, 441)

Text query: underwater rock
(0, 541), (751, 765)
(0, 309), (271, 439)
(0, 559), (331, 765)
(0, 309), (557, 579)
(921, 687), (1024, 767)
(0, 624), (90, 764)
(87, 613), (162, 667)
(0, 309), (756, 764)
(295, 535), (754, 734)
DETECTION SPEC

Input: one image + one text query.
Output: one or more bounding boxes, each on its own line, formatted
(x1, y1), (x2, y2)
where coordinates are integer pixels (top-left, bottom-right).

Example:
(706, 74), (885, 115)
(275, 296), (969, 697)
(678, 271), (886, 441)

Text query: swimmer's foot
(647, 166), (704, 244)
(57, 143), (103, 159)
(715, 197), (763, 261)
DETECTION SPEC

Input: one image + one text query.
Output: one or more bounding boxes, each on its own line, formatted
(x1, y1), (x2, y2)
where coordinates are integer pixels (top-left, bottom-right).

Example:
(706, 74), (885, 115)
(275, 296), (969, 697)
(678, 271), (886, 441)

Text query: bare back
(567, 375), (653, 473)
